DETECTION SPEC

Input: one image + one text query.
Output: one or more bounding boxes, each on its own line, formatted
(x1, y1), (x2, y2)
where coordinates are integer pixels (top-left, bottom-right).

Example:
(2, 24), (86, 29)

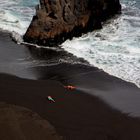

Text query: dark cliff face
(23, 0), (121, 46)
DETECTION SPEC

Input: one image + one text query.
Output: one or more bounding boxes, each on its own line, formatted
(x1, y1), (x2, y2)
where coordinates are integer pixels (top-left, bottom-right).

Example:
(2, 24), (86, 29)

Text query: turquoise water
(0, 0), (140, 88)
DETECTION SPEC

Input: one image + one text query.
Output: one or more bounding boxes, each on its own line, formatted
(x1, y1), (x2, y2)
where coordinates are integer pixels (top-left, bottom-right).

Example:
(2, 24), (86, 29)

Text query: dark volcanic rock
(23, 0), (121, 46)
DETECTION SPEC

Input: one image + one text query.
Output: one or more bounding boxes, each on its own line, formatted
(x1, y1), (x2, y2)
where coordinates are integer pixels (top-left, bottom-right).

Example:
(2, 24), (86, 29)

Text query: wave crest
(62, 2), (140, 88)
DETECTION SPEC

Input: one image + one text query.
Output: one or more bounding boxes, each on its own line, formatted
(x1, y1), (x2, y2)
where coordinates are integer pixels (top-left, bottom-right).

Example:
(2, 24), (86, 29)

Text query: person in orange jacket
(64, 85), (76, 90)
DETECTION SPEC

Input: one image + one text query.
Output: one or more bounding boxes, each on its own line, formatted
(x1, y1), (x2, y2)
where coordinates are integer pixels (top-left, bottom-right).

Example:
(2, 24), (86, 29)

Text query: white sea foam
(0, 0), (38, 35)
(62, 2), (140, 88)
(1, 0), (140, 88)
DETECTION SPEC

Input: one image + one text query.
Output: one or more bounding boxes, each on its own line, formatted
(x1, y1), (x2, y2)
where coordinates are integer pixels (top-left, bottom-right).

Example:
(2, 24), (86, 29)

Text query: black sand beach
(0, 102), (60, 140)
(0, 32), (140, 139)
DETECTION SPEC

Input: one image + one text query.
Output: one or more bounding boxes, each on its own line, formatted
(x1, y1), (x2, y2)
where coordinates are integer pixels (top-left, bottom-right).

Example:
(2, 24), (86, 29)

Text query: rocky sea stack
(23, 0), (121, 47)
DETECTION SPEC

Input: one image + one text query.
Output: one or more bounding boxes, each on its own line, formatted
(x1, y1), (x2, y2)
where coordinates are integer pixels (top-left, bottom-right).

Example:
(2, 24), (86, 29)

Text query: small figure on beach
(47, 96), (55, 103)
(64, 85), (76, 90)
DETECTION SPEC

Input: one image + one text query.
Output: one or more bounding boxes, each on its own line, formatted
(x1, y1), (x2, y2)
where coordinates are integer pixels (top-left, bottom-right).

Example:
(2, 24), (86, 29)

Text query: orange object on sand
(64, 85), (76, 90)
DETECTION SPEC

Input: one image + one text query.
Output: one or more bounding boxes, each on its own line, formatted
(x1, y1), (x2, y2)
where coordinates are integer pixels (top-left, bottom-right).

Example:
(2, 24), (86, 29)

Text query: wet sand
(0, 32), (140, 139)
(0, 71), (140, 140)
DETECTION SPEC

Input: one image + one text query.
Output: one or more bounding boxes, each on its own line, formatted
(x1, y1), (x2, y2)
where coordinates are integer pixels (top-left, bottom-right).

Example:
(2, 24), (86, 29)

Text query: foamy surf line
(21, 41), (63, 52)
(62, 2), (140, 88)
(1, 0), (140, 88)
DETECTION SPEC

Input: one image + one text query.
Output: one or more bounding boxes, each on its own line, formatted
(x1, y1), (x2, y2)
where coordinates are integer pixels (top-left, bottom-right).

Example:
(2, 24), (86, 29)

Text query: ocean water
(0, 0), (140, 88)
(62, 0), (140, 88)
(0, 0), (38, 35)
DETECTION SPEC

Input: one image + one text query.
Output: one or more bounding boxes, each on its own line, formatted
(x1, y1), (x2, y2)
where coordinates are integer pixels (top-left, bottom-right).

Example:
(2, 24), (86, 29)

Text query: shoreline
(0, 72), (140, 139)
(0, 31), (140, 139)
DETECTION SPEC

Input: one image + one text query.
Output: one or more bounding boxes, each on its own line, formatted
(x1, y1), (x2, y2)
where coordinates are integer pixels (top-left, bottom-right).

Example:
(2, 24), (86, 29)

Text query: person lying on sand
(47, 96), (55, 103)
(64, 85), (76, 90)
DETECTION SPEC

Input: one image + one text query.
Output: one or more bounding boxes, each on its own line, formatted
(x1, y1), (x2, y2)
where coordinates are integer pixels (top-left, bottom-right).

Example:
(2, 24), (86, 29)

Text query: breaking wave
(1, 0), (140, 88)
(62, 1), (140, 88)
(0, 0), (38, 40)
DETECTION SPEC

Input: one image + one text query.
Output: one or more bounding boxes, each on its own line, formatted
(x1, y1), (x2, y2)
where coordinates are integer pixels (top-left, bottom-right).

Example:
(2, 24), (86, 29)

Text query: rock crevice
(24, 0), (121, 46)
